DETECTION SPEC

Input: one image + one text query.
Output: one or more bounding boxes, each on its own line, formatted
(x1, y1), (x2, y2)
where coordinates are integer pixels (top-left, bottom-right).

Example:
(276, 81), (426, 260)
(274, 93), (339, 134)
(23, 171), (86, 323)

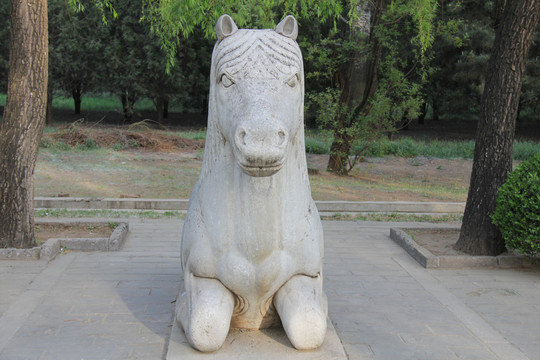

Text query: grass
(304, 130), (540, 160)
(323, 213), (463, 222)
(34, 208), (461, 223)
(3, 92), (538, 161)
(38, 124), (539, 161)
(50, 95), (185, 113)
(175, 129), (207, 140)
(35, 208), (185, 219)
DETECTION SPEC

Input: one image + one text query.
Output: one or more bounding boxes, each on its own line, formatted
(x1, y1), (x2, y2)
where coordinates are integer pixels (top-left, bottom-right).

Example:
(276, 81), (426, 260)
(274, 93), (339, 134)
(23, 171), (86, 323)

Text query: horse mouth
(239, 161), (284, 177)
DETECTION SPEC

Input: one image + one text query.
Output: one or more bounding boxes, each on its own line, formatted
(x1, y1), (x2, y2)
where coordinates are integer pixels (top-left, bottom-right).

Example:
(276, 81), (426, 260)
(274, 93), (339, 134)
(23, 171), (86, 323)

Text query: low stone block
(390, 228), (438, 268)
(166, 316), (347, 360)
(0, 247), (40, 260)
(40, 238), (61, 262)
(108, 222), (129, 251)
(438, 256), (498, 268)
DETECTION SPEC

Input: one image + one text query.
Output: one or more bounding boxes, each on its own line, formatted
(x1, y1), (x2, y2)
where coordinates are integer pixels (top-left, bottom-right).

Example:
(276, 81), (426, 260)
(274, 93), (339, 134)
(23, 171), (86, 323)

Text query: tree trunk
(417, 102), (428, 125)
(327, 0), (383, 175)
(120, 91), (136, 123)
(455, 0), (540, 256)
(0, 0), (48, 249)
(72, 82), (82, 115)
(431, 97), (439, 121)
(46, 70), (53, 125)
(154, 96), (164, 124)
(327, 132), (353, 175)
(163, 99), (169, 119)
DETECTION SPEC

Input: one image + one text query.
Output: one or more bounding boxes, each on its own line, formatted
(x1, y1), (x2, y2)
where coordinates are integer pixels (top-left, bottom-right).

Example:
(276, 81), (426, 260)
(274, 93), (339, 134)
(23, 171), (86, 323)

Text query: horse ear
(216, 14), (238, 40)
(275, 15), (298, 40)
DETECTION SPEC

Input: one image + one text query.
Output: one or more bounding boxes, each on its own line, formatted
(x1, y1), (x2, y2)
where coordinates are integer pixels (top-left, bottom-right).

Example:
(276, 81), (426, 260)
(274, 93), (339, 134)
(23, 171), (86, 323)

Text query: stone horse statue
(177, 14), (327, 352)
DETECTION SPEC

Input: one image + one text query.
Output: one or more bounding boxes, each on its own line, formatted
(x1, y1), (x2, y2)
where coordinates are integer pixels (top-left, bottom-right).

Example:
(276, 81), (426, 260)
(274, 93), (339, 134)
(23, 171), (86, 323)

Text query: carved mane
(201, 29), (306, 179)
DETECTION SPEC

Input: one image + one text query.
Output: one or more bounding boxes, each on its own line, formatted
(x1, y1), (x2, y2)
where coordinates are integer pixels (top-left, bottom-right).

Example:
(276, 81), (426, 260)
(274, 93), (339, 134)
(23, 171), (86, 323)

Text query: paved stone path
(0, 219), (539, 359)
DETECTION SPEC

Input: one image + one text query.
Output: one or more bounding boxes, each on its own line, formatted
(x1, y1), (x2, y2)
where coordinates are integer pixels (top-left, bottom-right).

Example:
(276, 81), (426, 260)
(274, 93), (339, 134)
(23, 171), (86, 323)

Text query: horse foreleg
(176, 274), (234, 352)
(274, 274), (328, 349)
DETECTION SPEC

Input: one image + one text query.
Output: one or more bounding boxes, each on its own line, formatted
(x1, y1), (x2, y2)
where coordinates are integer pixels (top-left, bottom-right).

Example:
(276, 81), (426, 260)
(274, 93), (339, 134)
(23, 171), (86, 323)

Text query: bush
(110, 142), (127, 151)
(305, 138), (330, 154)
(492, 152), (540, 256)
(54, 140), (71, 151)
(73, 137), (99, 151)
(514, 141), (540, 160)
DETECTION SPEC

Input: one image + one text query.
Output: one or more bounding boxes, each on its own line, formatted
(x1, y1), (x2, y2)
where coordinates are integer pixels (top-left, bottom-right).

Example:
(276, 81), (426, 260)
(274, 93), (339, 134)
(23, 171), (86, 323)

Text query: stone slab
(166, 317), (347, 360)
(390, 227), (540, 269)
(35, 197), (190, 211)
(34, 197), (465, 214)
(316, 200), (465, 214)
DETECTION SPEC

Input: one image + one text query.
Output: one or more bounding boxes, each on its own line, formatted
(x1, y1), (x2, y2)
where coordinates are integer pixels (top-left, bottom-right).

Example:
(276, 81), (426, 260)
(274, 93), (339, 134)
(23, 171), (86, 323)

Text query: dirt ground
(307, 154), (472, 201)
(36, 120), (536, 202)
(36, 148), (473, 202)
(35, 223), (112, 244)
(406, 228), (465, 256)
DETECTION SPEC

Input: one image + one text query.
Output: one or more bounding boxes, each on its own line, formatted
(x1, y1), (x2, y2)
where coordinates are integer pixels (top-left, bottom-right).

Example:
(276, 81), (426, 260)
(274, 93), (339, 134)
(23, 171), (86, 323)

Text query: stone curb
(0, 221), (129, 262)
(390, 227), (539, 269)
(34, 197), (465, 214)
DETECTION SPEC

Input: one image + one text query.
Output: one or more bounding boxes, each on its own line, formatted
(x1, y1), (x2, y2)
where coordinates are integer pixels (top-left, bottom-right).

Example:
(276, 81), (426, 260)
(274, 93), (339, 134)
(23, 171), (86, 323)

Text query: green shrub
(492, 152), (540, 256)
(110, 142), (127, 151)
(513, 141), (540, 160)
(55, 140), (71, 151)
(127, 139), (139, 148)
(40, 137), (54, 148)
(74, 137), (99, 150)
(305, 138), (330, 154)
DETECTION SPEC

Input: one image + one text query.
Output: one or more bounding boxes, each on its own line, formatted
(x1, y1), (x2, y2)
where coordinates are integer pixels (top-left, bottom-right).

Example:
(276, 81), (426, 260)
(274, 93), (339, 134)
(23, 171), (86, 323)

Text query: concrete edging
(34, 197), (465, 214)
(390, 227), (539, 269)
(0, 221), (129, 262)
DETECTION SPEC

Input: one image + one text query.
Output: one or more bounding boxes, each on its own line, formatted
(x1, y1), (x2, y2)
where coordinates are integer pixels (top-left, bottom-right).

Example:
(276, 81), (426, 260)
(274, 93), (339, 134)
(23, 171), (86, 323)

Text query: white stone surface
(177, 14), (327, 352)
(167, 315), (346, 360)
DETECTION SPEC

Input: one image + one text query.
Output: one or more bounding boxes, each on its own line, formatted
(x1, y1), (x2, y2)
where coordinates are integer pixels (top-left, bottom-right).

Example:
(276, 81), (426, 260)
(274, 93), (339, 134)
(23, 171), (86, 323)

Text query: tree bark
(163, 99), (169, 119)
(72, 82), (82, 115)
(0, 0), (48, 249)
(46, 70), (53, 125)
(154, 96), (164, 124)
(120, 91), (136, 123)
(455, 0), (540, 256)
(417, 102), (428, 125)
(327, 0), (383, 175)
(431, 97), (439, 121)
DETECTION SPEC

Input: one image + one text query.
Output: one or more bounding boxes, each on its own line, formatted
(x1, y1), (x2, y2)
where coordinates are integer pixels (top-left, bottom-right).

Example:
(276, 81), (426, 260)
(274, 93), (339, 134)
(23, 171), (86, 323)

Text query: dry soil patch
(406, 228), (464, 256)
(36, 223), (112, 243)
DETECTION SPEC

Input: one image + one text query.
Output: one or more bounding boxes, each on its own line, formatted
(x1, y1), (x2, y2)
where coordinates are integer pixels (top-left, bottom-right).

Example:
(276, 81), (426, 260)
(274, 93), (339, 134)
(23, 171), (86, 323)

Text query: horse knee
(177, 275), (234, 352)
(274, 274), (328, 350)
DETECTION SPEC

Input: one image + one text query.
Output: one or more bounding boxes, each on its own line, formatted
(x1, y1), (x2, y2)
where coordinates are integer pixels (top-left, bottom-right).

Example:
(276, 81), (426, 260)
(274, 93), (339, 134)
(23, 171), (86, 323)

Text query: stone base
(390, 227), (540, 269)
(166, 316), (347, 360)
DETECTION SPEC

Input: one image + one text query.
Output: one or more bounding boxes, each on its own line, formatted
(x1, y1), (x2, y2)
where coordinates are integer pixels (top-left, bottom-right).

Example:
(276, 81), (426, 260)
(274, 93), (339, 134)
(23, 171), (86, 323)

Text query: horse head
(208, 15), (304, 177)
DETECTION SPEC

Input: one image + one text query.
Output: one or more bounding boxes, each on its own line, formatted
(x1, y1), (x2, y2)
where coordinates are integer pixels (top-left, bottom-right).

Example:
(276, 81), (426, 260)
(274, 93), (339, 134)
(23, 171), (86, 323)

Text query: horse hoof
(274, 274), (328, 350)
(179, 276), (235, 352)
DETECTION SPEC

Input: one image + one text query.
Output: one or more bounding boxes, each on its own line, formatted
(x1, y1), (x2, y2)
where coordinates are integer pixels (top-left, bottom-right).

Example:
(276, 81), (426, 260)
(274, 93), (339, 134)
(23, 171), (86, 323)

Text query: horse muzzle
(234, 125), (288, 177)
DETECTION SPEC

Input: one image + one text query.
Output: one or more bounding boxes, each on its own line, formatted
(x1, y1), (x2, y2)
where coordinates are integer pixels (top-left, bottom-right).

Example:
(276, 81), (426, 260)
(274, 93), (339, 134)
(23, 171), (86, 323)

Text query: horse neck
(201, 132), (312, 211)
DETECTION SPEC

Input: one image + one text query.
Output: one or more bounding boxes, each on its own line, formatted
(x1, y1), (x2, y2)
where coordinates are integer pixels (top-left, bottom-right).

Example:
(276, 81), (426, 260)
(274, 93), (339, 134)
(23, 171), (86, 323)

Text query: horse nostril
(236, 128), (247, 146)
(277, 130), (287, 146)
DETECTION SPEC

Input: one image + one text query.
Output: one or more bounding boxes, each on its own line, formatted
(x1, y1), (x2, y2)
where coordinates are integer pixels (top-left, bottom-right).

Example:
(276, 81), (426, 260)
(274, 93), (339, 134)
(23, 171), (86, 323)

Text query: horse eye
(221, 74), (234, 88)
(286, 74), (299, 88)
